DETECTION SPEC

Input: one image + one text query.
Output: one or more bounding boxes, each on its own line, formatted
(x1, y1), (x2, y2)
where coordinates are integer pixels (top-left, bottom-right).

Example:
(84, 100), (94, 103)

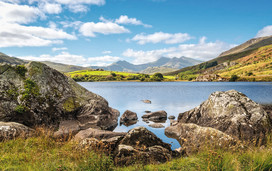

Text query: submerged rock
(168, 115), (175, 120)
(149, 123), (165, 128)
(0, 62), (119, 131)
(0, 122), (33, 141)
(142, 100), (151, 104)
(120, 110), (138, 125)
(142, 110), (167, 122)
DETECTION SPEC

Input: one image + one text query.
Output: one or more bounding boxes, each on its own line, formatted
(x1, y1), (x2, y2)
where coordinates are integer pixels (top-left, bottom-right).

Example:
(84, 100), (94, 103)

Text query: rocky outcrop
(0, 122), (33, 141)
(120, 110), (138, 125)
(195, 74), (225, 82)
(166, 90), (271, 147)
(0, 62), (119, 131)
(142, 110), (167, 122)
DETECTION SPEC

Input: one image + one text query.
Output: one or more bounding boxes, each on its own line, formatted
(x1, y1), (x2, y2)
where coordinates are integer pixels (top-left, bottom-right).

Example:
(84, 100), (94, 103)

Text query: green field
(67, 70), (176, 82)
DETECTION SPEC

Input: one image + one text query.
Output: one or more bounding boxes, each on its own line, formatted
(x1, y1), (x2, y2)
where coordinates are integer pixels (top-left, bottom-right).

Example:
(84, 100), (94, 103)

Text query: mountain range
(91, 57), (203, 73)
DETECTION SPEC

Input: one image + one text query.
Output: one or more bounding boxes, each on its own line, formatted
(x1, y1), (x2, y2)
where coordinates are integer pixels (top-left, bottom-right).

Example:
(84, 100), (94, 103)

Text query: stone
(168, 115), (175, 120)
(74, 127), (126, 141)
(119, 126), (171, 151)
(53, 120), (80, 139)
(122, 120), (137, 127)
(142, 110), (167, 122)
(148, 123), (165, 128)
(165, 123), (237, 153)
(177, 90), (271, 144)
(0, 122), (33, 141)
(142, 100), (151, 104)
(120, 110), (138, 124)
(145, 111), (151, 113)
(0, 62), (119, 131)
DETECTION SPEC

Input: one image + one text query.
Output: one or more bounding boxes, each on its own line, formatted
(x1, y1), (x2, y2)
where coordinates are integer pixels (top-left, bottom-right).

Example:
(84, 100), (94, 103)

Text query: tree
(152, 73), (164, 81)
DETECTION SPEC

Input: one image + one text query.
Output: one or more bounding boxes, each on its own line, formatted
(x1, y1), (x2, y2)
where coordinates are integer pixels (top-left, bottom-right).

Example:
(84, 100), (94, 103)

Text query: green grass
(67, 70), (176, 82)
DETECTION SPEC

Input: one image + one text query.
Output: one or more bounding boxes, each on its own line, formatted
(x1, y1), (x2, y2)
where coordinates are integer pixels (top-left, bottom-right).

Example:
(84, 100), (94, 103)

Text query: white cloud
(55, 0), (105, 5)
(68, 4), (88, 13)
(102, 50), (112, 54)
(123, 37), (235, 64)
(79, 21), (130, 37)
(256, 25), (272, 38)
(41, 3), (62, 14)
(131, 32), (193, 45)
(52, 47), (68, 51)
(0, 21), (76, 47)
(60, 21), (83, 29)
(0, 1), (44, 24)
(115, 15), (152, 28)
(17, 52), (120, 66)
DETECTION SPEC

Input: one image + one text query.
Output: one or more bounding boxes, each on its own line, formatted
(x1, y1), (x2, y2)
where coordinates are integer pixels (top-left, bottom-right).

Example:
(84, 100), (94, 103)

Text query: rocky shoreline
(0, 62), (272, 166)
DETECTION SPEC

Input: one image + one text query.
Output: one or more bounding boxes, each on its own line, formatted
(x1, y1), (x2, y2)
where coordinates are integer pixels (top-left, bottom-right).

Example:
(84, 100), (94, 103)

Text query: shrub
(15, 65), (27, 77)
(151, 73), (164, 81)
(229, 75), (239, 82)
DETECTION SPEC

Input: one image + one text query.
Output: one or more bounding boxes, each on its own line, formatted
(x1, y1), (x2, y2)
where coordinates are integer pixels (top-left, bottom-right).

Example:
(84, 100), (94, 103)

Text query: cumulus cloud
(115, 15), (152, 28)
(0, 21), (76, 47)
(17, 52), (120, 66)
(79, 21), (130, 37)
(256, 25), (272, 38)
(123, 37), (235, 64)
(40, 3), (62, 14)
(0, 1), (44, 24)
(131, 32), (193, 45)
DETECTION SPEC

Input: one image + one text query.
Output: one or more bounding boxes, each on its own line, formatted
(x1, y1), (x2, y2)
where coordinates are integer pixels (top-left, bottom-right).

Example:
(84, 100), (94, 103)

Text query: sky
(1, 0), (272, 67)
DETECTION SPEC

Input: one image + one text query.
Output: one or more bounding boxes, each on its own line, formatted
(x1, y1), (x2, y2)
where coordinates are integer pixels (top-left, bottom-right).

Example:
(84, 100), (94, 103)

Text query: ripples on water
(80, 82), (272, 150)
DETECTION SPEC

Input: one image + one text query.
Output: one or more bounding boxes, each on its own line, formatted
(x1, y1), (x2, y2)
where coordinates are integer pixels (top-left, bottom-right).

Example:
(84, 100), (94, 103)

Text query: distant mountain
(0, 52), (25, 65)
(166, 36), (272, 82)
(91, 57), (203, 73)
(0, 53), (88, 73)
(41, 61), (89, 73)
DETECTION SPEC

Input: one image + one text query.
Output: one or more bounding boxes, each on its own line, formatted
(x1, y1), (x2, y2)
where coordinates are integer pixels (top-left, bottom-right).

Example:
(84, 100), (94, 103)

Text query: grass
(1, 128), (272, 170)
(67, 70), (176, 82)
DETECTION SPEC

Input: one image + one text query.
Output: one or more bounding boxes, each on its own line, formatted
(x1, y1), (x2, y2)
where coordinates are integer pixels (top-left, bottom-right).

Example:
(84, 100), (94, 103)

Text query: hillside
(91, 57), (203, 73)
(166, 36), (272, 81)
(0, 52), (25, 65)
(41, 61), (89, 73)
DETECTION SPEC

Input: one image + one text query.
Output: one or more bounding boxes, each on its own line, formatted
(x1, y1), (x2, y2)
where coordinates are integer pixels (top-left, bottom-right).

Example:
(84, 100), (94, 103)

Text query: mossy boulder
(0, 62), (119, 131)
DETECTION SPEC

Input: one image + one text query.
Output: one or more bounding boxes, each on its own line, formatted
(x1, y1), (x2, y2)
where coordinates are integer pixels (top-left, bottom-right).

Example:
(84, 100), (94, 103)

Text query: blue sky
(0, 0), (272, 66)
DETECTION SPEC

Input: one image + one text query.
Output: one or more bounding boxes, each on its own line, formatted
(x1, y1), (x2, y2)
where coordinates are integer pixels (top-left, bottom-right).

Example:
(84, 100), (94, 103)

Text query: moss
(21, 79), (40, 101)
(14, 105), (27, 114)
(63, 97), (80, 112)
(6, 87), (19, 100)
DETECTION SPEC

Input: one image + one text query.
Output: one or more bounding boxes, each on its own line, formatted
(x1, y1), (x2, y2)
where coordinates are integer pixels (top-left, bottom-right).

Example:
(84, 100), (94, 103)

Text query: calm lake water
(79, 82), (272, 150)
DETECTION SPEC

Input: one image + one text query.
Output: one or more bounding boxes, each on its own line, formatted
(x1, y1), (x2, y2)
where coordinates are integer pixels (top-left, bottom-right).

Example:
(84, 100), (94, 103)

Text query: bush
(15, 65), (27, 77)
(151, 73), (164, 81)
(229, 75), (239, 82)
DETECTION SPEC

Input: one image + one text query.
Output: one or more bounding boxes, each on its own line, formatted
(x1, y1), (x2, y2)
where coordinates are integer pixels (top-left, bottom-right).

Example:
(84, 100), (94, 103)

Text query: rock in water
(142, 110), (167, 122)
(149, 123), (165, 128)
(167, 90), (271, 145)
(0, 122), (33, 141)
(0, 62), (119, 131)
(120, 110), (138, 124)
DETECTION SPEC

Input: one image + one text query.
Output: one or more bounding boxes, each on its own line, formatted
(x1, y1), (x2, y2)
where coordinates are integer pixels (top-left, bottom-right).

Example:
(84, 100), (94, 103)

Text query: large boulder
(142, 110), (167, 122)
(115, 127), (176, 166)
(0, 62), (119, 131)
(165, 123), (237, 153)
(176, 90), (271, 144)
(120, 110), (138, 125)
(0, 122), (33, 141)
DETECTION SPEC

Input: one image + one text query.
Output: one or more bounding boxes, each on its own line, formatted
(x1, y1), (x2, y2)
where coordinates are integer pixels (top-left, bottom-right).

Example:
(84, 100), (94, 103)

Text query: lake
(79, 82), (272, 150)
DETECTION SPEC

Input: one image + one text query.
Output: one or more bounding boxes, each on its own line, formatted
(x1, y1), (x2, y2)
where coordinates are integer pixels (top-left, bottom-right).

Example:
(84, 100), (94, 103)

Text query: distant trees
(151, 73), (164, 81)
(229, 74), (239, 82)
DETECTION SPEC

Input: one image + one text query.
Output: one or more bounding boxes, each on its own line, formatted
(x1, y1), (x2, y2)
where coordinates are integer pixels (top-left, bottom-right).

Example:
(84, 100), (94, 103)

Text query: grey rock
(120, 110), (138, 124)
(144, 110), (151, 113)
(53, 120), (80, 139)
(168, 115), (175, 120)
(142, 110), (167, 121)
(74, 127), (126, 141)
(177, 90), (271, 144)
(0, 122), (33, 141)
(0, 62), (119, 131)
(165, 123), (237, 153)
